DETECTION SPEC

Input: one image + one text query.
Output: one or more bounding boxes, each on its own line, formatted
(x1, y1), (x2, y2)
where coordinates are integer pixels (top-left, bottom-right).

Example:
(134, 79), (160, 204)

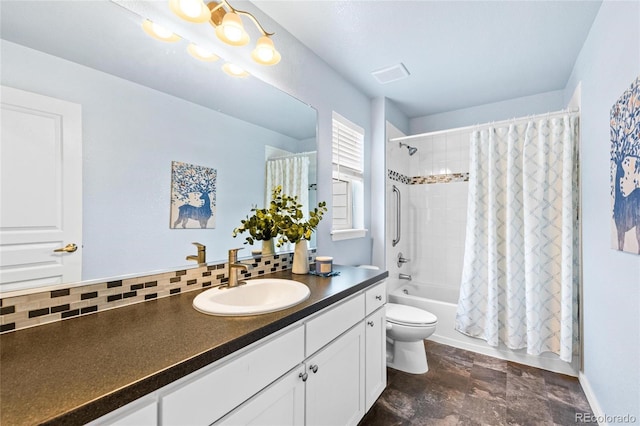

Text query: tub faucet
(399, 273), (412, 280)
(225, 248), (248, 288)
(186, 242), (206, 264)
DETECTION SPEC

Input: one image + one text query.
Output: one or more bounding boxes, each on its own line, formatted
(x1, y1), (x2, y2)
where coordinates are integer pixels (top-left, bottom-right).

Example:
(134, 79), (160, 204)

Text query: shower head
(399, 142), (418, 156)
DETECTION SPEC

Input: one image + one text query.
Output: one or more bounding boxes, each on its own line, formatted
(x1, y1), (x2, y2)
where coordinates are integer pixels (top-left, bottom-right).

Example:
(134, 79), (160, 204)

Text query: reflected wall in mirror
(0, 0), (317, 293)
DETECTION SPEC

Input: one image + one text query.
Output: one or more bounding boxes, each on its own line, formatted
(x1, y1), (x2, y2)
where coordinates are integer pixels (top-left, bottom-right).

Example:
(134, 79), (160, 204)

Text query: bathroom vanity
(0, 266), (388, 425)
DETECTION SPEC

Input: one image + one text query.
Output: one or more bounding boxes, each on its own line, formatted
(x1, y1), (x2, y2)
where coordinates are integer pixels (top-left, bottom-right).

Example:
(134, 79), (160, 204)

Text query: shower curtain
(455, 114), (579, 362)
(265, 155), (310, 211)
(265, 155), (310, 251)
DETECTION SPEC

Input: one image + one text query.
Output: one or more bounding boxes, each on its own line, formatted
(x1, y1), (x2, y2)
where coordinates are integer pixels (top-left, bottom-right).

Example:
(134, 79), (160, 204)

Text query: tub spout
(399, 273), (412, 280)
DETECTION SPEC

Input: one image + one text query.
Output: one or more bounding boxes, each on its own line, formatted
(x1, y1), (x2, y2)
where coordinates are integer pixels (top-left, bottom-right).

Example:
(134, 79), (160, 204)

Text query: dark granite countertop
(0, 265), (387, 425)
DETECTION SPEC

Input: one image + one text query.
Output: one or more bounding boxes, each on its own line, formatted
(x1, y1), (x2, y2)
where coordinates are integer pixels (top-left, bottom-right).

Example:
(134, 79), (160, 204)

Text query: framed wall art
(610, 75), (640, 254)
(170, 161), (217, 229)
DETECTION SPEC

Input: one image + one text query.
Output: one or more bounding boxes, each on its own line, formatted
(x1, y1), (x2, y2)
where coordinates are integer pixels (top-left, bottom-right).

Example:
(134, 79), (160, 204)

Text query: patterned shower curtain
(265, 155), (310, 252)
(265, 155), (310, 211)
(455, 114), (579, 362)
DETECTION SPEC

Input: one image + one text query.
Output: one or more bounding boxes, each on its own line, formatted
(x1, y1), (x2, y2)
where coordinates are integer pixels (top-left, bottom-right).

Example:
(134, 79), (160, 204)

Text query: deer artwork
(613, 156), (640, 253)
(173, 189), (212, 229)
(610, 76), (640, 253)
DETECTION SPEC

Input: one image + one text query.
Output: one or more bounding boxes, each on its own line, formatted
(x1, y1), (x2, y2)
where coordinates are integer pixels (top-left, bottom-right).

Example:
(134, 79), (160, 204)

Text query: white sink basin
(193, 279), (311, 316)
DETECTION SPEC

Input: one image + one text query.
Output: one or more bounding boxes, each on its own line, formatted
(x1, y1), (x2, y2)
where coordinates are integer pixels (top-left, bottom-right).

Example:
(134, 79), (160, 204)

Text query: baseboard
(578, 372), (607, 426)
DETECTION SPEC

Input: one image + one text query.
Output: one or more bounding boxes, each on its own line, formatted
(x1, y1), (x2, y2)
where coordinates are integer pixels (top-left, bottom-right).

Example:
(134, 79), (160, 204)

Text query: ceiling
(253, 0), (602, 118)
(1, 0), (602, 128)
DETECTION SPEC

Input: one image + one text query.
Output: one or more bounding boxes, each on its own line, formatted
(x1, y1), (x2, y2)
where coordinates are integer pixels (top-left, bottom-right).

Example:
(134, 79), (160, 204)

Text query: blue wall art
(610, 75), (640, 254)
(170, 161), (217, 229)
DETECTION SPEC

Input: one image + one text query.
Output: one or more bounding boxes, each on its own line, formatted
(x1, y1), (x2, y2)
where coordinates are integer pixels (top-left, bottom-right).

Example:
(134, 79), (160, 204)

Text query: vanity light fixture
(222, 62), (249, 78)
(251, 36), (281, 65)
(215, 11), (250, 46)
(142, 19), (181, 42)
(171, 0), (281, 65)
(169, 0), (211, 23)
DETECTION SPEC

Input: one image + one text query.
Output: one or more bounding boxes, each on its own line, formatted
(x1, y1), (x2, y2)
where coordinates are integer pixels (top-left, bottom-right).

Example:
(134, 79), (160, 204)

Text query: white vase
(261, 238), (276, 256)
(292, 240), (309, 274)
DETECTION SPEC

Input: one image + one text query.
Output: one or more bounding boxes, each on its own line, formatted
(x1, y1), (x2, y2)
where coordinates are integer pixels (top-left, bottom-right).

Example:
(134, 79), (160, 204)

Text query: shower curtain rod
(390, 107), (580, 142)
(268, 151), (316, 160)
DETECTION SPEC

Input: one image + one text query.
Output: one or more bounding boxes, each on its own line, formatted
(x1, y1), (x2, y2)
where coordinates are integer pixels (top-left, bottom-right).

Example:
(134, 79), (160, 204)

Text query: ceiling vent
(371, 63), (410, 84)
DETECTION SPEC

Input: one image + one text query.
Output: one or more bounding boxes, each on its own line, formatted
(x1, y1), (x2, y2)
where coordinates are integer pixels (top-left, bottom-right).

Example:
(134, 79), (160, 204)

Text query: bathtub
(388, 282), (578, 376)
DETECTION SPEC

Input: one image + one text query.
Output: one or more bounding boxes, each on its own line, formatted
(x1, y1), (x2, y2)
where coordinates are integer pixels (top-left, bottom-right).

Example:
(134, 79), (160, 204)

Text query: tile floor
(360, 341), (595, 425)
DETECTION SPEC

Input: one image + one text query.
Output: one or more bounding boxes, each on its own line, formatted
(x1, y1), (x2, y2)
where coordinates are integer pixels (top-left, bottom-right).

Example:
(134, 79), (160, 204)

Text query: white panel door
(0, 86), (82, 293)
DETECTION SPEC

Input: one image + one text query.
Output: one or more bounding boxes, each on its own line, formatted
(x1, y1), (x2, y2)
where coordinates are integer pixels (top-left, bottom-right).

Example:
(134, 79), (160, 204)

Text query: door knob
(367, 321), (375, 327)
(299, 372), (308, 382)
(53, 243), (78, 253)
(309, 364), (319, 373)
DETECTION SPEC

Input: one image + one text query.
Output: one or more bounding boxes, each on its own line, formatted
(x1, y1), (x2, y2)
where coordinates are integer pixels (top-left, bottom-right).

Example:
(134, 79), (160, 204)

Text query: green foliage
(232, 186), (327, 246)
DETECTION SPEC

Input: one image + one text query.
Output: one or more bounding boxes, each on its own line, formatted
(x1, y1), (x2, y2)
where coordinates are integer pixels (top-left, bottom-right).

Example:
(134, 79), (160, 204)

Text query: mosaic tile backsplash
(0, 250), (315, 334)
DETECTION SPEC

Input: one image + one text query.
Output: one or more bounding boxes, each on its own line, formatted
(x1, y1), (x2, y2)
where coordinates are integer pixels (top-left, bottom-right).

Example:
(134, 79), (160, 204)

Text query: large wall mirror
(0, 1), (317, 292)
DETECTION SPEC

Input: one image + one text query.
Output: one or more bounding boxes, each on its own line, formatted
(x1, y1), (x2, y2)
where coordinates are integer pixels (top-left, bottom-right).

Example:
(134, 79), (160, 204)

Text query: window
(331, 112), (366, 240)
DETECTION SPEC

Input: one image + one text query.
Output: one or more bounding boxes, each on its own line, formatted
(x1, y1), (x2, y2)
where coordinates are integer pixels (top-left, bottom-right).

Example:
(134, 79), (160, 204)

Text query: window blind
(332, 112), (364, 175)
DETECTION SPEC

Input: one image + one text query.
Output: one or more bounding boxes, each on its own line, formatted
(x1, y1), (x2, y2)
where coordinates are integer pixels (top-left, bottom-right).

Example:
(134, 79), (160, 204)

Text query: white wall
(563, 1), (640, 420)
(1, 40), (302, 280)
(410, 90), (564, 134)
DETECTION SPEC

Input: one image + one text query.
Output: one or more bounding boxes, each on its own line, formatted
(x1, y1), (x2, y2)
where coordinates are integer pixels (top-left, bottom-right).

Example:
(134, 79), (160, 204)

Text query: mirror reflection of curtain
(265, 154), (310, 215)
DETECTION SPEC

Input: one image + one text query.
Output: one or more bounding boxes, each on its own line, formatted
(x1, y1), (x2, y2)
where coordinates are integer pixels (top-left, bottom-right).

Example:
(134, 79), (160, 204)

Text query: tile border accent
(388, 169), (411, 184)
(388, 168), (469, 185)
(0, 250), (315, 334)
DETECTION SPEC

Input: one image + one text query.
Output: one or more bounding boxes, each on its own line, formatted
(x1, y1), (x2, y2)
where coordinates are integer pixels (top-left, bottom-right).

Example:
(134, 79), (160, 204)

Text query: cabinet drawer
(306, 294), (364, 356)
(365, 281), (386, 316)
(161, 325), (304, 426)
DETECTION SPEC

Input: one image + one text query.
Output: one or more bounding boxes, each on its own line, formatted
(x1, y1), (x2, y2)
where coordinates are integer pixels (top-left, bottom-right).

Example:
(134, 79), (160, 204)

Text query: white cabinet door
(365, 307), (387, 411)
(0, 86), (82, 292)
(305, 322), (365, 426)
(216, 365), (305, 426)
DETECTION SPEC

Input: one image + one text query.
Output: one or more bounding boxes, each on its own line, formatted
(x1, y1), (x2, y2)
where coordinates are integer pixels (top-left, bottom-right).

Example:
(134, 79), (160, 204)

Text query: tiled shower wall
(387, 129), (471, 301)
(0, 250), (314, 334)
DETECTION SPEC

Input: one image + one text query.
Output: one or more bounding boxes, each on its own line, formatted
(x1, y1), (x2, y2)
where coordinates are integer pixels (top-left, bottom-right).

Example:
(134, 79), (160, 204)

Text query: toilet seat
(386, 303), (437, 326)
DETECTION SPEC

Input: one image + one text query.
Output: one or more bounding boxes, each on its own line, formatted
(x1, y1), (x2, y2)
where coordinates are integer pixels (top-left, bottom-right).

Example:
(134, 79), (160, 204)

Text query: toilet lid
(386, 303), (437, 326)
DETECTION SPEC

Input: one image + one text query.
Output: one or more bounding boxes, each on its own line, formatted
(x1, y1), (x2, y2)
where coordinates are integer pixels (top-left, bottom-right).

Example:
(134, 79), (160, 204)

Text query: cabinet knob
(367, 321), (375, 327)
(375, 295), (382, 301)
(309, 364), (319, 373)
(299, 372), (308, 382)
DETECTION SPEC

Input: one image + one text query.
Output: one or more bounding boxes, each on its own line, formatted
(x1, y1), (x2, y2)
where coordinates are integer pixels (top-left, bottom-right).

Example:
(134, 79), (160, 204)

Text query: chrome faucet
(186, 242), (206, 264)
(225, 248), (248, 288)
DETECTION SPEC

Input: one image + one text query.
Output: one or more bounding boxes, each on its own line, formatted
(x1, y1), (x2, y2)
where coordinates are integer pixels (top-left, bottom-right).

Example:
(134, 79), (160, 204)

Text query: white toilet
(386, 302), (438, 374)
